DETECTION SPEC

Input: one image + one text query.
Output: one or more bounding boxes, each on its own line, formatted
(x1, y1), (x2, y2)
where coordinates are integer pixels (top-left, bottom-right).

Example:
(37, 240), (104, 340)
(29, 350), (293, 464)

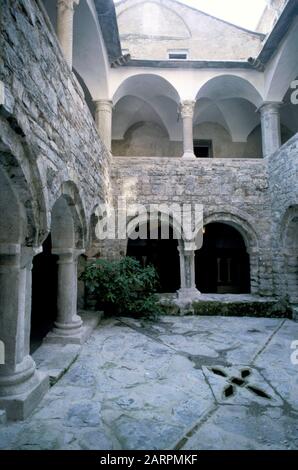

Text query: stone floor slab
(0, 316), (298, 450)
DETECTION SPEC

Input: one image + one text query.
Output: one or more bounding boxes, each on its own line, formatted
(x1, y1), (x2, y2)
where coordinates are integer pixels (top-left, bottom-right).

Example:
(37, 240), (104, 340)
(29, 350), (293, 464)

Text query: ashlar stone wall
(268, 134), (298, 304)
(111, 157), (274, 296)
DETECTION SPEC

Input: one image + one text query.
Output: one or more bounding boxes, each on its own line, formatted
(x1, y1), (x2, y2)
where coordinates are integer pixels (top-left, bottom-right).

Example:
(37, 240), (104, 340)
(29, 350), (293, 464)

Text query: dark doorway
(194, 139), (213, 158)
(127, 222), (180, 293)
(30, 234), (58, 353)
(195, 223), (250, 294)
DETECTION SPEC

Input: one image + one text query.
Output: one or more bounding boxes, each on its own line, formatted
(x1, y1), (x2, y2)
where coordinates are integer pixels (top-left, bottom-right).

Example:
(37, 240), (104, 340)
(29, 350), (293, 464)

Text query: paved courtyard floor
(1, 316), (298, 450)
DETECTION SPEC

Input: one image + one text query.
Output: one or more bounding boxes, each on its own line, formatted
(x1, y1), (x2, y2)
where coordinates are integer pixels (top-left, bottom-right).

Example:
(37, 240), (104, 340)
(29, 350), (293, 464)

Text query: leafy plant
(81, 257), (161, 318)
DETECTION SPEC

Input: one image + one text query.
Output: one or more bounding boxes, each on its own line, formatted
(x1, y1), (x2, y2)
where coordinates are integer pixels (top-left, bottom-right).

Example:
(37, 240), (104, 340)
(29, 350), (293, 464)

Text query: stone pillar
(259, 102), (282, 157)
(180, 100), (196, 160)
(45, 249), (84, 344)
(94, 100), (113, 152)
(57, 0), (80, 68)
(0, 244), (48, 420)
(177, 245), (200, 300)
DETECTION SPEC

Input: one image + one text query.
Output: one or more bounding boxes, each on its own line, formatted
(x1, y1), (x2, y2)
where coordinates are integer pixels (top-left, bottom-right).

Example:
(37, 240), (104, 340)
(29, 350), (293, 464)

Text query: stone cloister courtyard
(0, 315), (298, 451)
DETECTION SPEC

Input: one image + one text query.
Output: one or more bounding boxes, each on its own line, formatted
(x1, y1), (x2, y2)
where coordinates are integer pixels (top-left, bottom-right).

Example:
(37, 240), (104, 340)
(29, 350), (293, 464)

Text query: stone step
(33, 311), (103, 385)
(159, 294), (292, 318)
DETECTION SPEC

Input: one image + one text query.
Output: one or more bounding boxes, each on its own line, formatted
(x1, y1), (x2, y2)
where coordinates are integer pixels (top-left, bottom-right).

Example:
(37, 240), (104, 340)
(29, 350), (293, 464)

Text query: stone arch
(126, 210), (182, 293)
(0, 120), (48, 247)
(202, 211), (259, 254)
(126, 209), (184, 245)
(199, 211), (260, 294)
(51, 181), (87, 250)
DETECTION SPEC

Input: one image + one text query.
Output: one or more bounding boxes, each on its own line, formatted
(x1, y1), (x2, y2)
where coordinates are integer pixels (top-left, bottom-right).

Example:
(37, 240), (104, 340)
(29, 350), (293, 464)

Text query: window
(194, 140), (213, 158)
(167, 49), (189, 60)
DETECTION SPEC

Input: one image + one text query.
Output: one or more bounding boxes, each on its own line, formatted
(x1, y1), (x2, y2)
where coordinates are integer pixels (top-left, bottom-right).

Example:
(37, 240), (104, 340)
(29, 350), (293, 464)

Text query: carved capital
(180, 100), (195, 119)
(58, 0), (80, 11)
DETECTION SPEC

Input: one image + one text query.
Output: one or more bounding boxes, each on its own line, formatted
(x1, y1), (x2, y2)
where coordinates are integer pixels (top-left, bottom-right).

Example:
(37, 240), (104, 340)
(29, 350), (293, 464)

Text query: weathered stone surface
(1, 316), (298, 450)
(0, 0), (111, 244)
(182, 404), (298, 450)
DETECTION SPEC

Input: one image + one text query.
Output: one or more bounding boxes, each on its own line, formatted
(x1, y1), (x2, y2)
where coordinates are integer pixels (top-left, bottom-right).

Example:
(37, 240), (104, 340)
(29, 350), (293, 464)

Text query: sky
(114, 0), (268, 31)
(178, 0), (267, 30)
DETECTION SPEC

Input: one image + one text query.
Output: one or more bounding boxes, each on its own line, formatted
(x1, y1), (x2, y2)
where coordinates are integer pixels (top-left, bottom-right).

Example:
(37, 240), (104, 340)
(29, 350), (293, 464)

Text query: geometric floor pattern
(1, 316), (298, 450)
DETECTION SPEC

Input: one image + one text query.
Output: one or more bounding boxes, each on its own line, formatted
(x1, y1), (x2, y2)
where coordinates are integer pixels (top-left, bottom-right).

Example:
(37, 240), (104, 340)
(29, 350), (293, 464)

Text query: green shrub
(81, 257), (161, 318)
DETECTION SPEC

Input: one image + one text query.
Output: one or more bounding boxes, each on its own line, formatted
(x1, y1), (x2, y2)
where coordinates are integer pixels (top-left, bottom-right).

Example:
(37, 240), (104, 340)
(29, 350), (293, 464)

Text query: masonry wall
(268, 134), (298, 303)
(111, 157), (274, 296)
(116, 0), (263, 61)
(0, 0), (111, 244)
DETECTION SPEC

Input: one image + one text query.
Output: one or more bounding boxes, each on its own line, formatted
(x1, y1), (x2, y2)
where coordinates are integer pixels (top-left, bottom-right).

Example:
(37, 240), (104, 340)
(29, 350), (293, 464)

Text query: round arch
(196, 75), (264, 108)
(126, 210), (182, 293)
(202, 211), (259, 254)
(113, 73), (181, 106)
(50, 181), (87, 250)
(195, 221), (252, 294)
(0, 131), (47, 247)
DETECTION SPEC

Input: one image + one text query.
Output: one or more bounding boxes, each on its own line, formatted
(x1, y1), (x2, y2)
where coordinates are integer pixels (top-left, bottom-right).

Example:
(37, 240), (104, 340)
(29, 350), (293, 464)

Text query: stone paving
(0, 316), (298, 450)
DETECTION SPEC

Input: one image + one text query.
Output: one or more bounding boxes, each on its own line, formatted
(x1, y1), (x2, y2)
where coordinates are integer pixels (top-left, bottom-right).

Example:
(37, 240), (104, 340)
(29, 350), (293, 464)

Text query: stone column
(45, 249), (84, 344)
(94, 100), (113, 152)
(180, 100), (196, 160)
(177, 245), (200, 300)
(57, 0), (80, 68)
(259, 102), (282, 157)
(0, 244), (48, 420)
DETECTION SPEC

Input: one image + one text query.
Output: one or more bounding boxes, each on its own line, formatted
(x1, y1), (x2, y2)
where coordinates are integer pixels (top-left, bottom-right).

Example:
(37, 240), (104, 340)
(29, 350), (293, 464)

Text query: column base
(0, 370), (48, 421)
(182, 151), (196, 160)
(177, 287), (201, 301)
(44, 313), (85, 345)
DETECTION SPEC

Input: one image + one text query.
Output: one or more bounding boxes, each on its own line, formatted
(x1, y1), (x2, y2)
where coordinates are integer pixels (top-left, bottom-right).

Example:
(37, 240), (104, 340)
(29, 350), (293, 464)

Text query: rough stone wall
(0, 0), (111, 246)
(111, 157), (274, 296)
(268, 133), (298, 303)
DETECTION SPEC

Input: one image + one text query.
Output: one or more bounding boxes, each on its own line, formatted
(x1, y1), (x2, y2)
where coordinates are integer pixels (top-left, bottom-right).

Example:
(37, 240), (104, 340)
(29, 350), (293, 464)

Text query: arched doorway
(127, 221), (180, 293)
(30, 185), (86, 347)
(195, 222), (250, 294)
(30, 234), (58, 353)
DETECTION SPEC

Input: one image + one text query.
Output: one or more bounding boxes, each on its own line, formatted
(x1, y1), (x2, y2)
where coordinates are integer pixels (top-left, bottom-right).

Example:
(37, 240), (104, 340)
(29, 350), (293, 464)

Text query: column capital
(94, 99), (113, 112)
(258, 101), (283, 115)
(58, 0), (80, 11)
(180, 100), (196, 119)
(52, 248), (85, 262)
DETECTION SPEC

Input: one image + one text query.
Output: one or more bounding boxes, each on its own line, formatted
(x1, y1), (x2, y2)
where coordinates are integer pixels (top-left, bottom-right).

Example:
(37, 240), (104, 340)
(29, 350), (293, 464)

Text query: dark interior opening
(127, 221), (180, 293)
(194, 139), (213, 158)
(30, 234), (58, 353)
(195, 222), (250, 294)
(168, 53), (187, 60)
